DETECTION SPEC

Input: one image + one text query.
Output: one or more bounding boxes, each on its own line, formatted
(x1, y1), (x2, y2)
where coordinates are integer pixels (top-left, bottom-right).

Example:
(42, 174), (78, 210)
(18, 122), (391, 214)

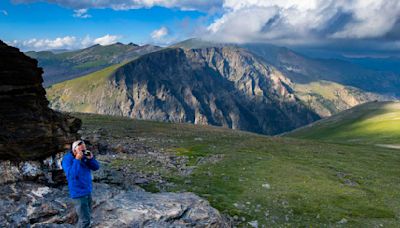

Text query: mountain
(47, 46), (321, 135)
(44, 39), (395, 134)
(344, 56), (400, 74)
(288, 48), (400, 75)
(284, 101), (400, 145)
(175, 40), (392, 117)
(242, 44), (400, 97)
(25, 42), (161, 86)
(171, 38), (226, 49)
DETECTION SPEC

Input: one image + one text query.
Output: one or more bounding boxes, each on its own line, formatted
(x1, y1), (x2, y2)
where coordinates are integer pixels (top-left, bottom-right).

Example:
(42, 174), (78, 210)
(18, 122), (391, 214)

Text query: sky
(1, 0), (399, 54)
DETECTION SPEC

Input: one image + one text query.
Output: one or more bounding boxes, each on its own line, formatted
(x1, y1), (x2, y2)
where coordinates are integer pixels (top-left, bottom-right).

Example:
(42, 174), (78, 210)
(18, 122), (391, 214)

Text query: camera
(82, 150), (92, 157)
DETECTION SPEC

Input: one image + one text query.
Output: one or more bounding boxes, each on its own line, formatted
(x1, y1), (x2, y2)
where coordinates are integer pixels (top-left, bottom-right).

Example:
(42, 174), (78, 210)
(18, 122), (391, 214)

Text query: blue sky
(1, 0), (399, 53)
(1, 3), (203, 40)
(0, 0), (218, 50)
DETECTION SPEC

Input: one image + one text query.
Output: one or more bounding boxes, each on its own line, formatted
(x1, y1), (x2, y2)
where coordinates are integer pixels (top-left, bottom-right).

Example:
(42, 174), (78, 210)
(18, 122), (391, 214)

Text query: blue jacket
(61, 150), (100, 199)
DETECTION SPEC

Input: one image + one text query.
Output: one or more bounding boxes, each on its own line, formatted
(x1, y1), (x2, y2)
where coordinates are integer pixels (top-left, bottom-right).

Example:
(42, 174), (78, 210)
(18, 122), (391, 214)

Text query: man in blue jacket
(62, 140), (100, 228)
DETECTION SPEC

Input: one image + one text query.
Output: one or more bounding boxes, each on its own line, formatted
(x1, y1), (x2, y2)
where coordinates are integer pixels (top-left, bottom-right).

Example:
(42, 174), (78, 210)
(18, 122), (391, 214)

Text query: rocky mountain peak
(86, 46), (320, 134)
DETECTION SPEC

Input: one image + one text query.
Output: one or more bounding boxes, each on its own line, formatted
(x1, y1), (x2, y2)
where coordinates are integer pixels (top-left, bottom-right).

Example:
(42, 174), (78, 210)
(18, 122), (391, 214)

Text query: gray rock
(0, 152), (68, 185)
(92, 189), (229, 227)
(32, 224), (75, 228)
(20, 161), (43, 180)
(0, 161), (21, 184)
(337, 218), (348, 224)
(0, 181), (229, 227)
(248, 220), (258, 228)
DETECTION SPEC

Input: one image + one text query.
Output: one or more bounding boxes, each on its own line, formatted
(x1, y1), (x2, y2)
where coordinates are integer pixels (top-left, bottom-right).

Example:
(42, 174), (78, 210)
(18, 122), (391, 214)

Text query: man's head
(72, 140), (86, 154)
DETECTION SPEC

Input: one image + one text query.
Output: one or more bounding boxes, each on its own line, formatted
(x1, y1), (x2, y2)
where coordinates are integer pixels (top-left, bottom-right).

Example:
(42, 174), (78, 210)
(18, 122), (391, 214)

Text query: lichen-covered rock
(0, 40), (81, 161)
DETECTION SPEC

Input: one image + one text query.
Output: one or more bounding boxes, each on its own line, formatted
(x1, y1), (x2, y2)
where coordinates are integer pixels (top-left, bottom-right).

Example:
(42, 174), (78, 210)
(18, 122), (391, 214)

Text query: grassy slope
(75, 112), (400, 227)
(28, 44), (136, 71)
(285, 101), (400, 145)
(46, 63), (123, 112)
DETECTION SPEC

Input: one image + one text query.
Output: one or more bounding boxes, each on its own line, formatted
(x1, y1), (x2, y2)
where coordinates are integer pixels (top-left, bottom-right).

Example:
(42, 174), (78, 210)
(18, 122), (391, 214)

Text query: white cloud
(330, 0), (400, 39)
(80, 35), (93, 47)
(73, 8), (91, 18)
(151, 26), (169, 40)
(10, 0), (400, 49)
(21, 36), (77, 50)
(1, 10), (8, 16)
(9, 34), (121, 51)
(204, 0), (400, 44)
(93, 34), (120, 45)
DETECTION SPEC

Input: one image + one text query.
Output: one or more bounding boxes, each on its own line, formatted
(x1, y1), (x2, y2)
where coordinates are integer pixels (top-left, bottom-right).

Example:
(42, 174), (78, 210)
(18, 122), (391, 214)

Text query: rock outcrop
(0, 182), (229, 227)
(0, 40), (81, 161)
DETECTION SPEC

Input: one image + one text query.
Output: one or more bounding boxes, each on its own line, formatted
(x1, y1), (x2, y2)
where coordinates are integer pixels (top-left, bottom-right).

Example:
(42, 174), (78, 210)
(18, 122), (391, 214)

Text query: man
(62, 140), (100, 228)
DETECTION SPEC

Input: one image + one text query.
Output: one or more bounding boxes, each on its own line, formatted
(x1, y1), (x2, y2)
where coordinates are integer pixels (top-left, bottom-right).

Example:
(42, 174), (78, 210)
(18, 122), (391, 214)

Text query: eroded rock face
(0, 40), (81, 161)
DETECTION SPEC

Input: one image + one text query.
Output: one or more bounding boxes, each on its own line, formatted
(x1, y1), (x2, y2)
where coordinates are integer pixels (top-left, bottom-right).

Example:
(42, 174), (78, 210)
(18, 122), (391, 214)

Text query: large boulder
(0, 40), (81, 161)
(0, 182), (230, 227)
(92, 186), (229, 227)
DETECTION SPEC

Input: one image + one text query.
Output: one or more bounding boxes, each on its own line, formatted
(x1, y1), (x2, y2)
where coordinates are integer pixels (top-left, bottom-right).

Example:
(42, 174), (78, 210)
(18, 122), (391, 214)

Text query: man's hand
(75, 150), (83, 160)
(86, 152), (93, 159)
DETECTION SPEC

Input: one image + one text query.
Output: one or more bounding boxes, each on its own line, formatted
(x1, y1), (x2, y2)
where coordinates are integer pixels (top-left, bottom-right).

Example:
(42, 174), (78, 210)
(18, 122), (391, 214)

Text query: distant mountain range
(241, 43), (400, 97)
(25, 42), (161, 86)
(40, 39), (399, 135)
(344, 57), (400, 75)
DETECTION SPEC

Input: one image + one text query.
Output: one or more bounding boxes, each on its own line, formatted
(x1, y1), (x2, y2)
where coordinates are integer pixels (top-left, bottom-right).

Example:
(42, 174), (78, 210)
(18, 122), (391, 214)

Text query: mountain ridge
(25, 42), (162, 86)
(46, 41), (391, 134)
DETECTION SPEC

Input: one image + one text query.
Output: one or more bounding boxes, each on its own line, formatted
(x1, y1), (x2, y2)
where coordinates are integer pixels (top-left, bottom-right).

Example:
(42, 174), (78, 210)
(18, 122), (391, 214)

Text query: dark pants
(73, 194), (92, 228)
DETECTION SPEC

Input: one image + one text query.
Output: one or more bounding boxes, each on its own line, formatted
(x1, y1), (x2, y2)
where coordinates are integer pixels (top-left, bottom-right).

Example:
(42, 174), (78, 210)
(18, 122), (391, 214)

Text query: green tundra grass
(74, 103), (400, 227)
(286, 101), (400, 145)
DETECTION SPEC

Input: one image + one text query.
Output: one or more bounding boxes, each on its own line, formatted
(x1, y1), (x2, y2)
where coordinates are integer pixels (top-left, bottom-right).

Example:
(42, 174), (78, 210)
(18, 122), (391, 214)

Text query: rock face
(48, 47), (320, 135)
(0, 40), (81, 161)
